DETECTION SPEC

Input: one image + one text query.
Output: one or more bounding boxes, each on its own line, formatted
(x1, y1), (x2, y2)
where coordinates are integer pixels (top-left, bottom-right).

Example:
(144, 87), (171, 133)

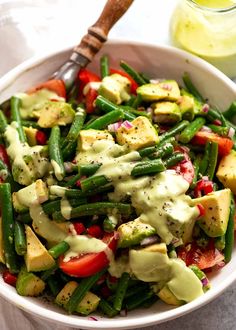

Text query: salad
(0, 55), (235, 317)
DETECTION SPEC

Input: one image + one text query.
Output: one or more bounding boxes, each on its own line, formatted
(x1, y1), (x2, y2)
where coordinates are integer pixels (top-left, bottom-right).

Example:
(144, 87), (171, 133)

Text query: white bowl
(0, 41), (236, 329)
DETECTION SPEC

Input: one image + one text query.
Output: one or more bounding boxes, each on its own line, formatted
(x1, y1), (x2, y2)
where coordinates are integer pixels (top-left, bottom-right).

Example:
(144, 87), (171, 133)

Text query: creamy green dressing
(63, 235), (108, 262)
(16, 181), (46, 207)
(51, 159), (63, 181)
(49, 185), (67, 197)
(16, 89), (64, 119)
(76, 139), (129, 165)
(60, 197), (72, 220)
(75, 137), (202, 302)
(30, 204), (67, 243)
(4, 122), (49, 185)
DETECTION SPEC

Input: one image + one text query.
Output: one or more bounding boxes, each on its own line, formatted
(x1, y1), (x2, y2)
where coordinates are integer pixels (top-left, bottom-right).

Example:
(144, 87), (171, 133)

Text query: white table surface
(0, 1), (236, 329)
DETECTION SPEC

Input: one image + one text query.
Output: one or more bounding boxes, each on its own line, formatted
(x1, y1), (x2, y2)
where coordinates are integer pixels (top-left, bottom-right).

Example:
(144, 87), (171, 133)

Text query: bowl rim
(0, 39), (236, 329)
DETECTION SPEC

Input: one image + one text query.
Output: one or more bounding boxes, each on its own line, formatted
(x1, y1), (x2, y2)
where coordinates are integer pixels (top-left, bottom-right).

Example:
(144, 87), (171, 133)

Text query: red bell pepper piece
(27, 79), (66, 98)
(0, 144), (10, 168)
(85, 88), (98, 114)
(35, 131), (47, 145)
(2, 270), (17, 287)
(73, 222), (86, 235)
(110, 68), (138, 94)
(192, 131), (233, 157)
(87, 225), (103, 239)
(194, 178), (214, 198)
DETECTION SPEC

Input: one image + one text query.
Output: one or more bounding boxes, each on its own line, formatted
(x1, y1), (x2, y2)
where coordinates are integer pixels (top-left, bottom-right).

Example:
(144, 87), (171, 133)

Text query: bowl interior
(0, 41), (236, 329)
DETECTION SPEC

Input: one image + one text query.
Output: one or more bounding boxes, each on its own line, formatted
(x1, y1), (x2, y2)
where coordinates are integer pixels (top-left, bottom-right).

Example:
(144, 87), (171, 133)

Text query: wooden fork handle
(73, 0), (133, 63)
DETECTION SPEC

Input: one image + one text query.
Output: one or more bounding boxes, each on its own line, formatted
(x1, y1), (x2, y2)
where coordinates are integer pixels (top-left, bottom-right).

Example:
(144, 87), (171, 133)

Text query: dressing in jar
(170, 0), (236, 78)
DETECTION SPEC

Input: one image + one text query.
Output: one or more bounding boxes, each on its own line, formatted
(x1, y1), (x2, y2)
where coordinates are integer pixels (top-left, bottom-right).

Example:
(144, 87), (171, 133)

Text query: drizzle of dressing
(16, 89), (64, 119)
(63, 235), (107, 262)
(4, 122), (49, 185)
(60, 197), (72, 220)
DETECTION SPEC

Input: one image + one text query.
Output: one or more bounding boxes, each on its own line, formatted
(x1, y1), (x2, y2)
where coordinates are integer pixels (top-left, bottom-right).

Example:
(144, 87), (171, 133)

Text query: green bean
(66, 269), (107, 313)
(95, 95), (118, 113)
(64, 173), (81, 187)
(179, 117), (206, 143)
(95, 95), (136, 121)
(131, 159), (165, 176)
(125, 290), (154, 311)
(52, 202), (132, 222)
(49, 126), (65, 181)
(223, 101), (236, 121)
(0, 159), (20, 191)
(100, 55), (109, 78)
(48, 241), (70, 259)
(0, 110), (8, 134)
(207, 107), (227, 127)
(81, 175), (109, 193)
(125, 94), (136, 106)
(131, 94), (143, 109)
(141, 295), (158, 308)
(182, 73), (204, 102)
(47, 276), (61, 296)
(113, 272), (130, 311)
(103, 216), (117, 232)
(199, 141), (211, 175)
(124, 283), (149, 299)
(190, 154), (201, 189)
(61, 108), (86, 159)
(120, 61), (146, 86)
(10, 96), (26, 143)
(85, 109), (124, 130)
(208, 124), (229, 137)
(0, 183), (19, 273)
(206, 142), (218, 180)
(224, 194), (235, 263)
(159, 120), (189, 143)
(149, 143), (174, 160)
(14, 221), (27, 256)
(40, 264), (58, 281)
(215, 235), (226, 251)
(120, 105), (150, 118)
(98, 299), (118, 317)
(64, 162), (78, 174)
(163, 152), (185, 168)
(78, 163), (101, 176)
(17, 198), (86, 223)
(21, 120), (40, 129)
(138, 145), (157, 158)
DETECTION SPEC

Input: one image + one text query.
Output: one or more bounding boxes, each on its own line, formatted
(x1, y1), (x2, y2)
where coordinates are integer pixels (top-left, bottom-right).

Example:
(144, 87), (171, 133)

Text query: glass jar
(170, 0), (236, 78)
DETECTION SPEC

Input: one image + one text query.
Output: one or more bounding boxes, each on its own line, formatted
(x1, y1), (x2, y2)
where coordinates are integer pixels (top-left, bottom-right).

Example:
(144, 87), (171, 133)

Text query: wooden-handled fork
(53, 0), (134, 92)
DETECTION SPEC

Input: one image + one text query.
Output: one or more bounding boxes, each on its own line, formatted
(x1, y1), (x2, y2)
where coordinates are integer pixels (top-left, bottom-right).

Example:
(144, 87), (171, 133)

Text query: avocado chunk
(142, 243), (167, 254)
(217, 150), (236, 194)
(152, 101), (181, 124)
(177, 95), (195, 121)
(24, 225), (56, 272)
(55, 281), (100, 315)
(116, 116), (159, 150)
(37, 101), (75, 128)
(181, 89), (203, 115)
(16, 266), (45, 296)
(158, 285), (183, 306)
(193, 189), (231, 237)
(12, 179), (48, 212)
(78, 129), (114, 152)
(23, 126), (38, 146)
(118, 218), (156, 248)
(137, 80), (180, 102)
(98, 73), (131, 104)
